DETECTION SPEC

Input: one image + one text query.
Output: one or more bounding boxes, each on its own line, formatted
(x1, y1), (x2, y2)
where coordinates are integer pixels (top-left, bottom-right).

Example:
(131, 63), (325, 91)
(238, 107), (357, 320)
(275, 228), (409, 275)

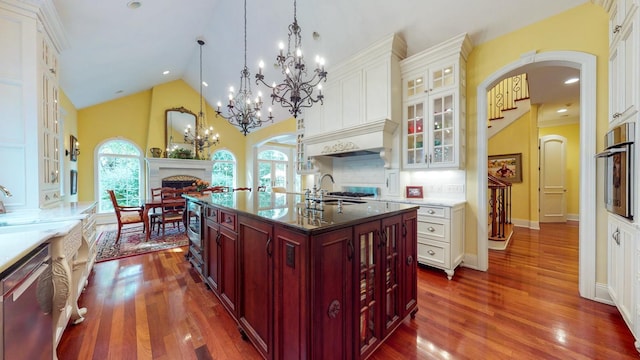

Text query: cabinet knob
(427, 209), (435, 214)
(427, 226), (435, 232)
(427, 250), (436, 256)
(407, 256), (413, 265)
(49, 68), (56, 74)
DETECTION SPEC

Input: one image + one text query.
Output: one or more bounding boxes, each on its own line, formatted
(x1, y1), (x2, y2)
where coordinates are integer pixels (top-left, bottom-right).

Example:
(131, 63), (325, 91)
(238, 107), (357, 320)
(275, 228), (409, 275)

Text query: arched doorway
(476, 51), (597, 299)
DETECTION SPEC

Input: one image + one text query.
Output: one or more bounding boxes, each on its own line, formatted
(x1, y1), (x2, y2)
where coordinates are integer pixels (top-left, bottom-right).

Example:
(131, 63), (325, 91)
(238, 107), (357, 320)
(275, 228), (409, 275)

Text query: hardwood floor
(58, 222), (639, 359)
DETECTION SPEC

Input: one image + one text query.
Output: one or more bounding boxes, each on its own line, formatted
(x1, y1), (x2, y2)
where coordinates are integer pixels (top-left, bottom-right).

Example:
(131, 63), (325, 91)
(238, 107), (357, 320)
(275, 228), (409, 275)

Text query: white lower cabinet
(416, 203), (465, 280)
(608, 214), (640, 352)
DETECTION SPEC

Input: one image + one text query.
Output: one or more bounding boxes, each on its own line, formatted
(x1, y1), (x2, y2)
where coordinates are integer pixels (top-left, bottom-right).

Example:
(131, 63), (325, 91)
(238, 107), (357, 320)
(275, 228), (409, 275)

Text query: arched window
(97, 139), (143, 213)
(258, 149), (288, 190)
(211, 150), (236, 188)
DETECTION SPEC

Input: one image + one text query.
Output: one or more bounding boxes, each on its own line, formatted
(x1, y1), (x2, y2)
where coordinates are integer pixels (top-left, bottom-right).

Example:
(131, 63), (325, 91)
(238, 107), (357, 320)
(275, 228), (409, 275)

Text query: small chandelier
(185, 39), (220, 157)
(255, 0), (327, 119)
(216, 0), (272, 136)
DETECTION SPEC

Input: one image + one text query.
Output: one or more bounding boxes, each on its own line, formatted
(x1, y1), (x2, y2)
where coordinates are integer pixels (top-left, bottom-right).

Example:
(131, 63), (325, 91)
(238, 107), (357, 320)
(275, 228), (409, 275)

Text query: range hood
(304, 119), (398, 167)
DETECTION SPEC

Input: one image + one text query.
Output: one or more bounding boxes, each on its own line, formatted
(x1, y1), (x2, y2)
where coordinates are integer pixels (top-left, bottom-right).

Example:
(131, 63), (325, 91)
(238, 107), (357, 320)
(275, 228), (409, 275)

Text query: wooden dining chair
(149, 187), (170, 234)
(233, 187), (252, 192)
(159, 188), (186, 236)
(107, 189), (145, 242)
(203, 186), (227, 193)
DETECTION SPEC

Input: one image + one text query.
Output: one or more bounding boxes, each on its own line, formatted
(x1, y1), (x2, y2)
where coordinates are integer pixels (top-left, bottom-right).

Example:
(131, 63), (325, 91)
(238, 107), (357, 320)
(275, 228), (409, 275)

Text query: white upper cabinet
(0, 1), (66, 209)
(400, 33), (472, 170)
(608, 0), (639, 124)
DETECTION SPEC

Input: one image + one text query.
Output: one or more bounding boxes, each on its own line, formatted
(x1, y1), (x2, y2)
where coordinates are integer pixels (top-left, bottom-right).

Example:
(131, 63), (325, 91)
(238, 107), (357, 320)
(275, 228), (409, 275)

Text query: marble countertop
(185, 192), (419, 234)
(0, 202), (96, 274)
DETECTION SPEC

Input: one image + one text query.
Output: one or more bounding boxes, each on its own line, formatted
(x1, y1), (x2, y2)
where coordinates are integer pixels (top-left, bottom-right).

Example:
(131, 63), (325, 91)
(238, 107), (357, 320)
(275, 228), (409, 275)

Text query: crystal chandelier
(255, 0), (327, 119)
(216, 0), (272, 136)
(185, 39), (220, 158)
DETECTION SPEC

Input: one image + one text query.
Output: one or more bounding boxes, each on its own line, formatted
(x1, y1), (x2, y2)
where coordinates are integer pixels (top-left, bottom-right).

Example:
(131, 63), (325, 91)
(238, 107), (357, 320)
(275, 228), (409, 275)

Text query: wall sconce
(66, 135), (80, 161)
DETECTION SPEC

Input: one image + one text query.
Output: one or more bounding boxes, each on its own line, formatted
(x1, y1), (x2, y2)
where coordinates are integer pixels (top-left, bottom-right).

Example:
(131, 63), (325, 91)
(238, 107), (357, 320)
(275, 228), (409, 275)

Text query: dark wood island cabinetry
(187, 192), (418, 360)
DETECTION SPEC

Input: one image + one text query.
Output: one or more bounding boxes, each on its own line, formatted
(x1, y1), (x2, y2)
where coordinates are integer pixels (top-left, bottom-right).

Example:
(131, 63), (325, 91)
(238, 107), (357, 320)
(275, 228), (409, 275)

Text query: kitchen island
(184, 191), (419, 360)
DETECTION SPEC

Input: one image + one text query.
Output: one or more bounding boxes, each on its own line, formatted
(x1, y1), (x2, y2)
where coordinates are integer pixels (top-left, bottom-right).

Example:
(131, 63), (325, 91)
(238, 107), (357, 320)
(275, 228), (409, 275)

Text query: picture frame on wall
(70, 135), (79, 162)
(488, 153), (522, 183)
(70, 170), (78, 195)
(406, 186), (424, 199)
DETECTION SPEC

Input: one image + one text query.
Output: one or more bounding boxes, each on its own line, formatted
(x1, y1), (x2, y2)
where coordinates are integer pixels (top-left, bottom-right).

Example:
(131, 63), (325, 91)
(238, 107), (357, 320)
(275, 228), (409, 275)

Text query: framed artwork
(70, 135), (79, 162)
(70, 170), (78, 195)
(488, 153), (522, 183)
(406, 186), (424, 199)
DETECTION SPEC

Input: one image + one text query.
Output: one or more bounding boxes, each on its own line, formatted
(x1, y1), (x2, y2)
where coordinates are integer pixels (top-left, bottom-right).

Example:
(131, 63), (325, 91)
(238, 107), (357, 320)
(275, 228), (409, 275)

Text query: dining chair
(272, 186), (287, 193)
(107, 189), (145, 242)
(233, 187), (252, 192)
(203, 186), (227, 193)
(149, 187), (170, 234)
(159, 188), (186, 236)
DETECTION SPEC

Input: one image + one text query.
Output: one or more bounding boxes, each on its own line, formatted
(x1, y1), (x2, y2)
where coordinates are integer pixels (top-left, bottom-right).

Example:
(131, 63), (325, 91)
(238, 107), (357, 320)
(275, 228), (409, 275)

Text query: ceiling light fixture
(216, 0), (271, 136)
(255, 0), (327, 119)
(184, 39), (220, 158)
(163, 70), (170, 75)
(557, 108), (568, 113)
(127, 1), (142, 10)
(564, 77), (579, 84)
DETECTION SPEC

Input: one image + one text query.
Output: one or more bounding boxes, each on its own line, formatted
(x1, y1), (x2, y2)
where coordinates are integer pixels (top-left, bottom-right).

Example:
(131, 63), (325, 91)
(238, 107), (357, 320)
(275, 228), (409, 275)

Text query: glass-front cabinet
(400, 33), (471, 170)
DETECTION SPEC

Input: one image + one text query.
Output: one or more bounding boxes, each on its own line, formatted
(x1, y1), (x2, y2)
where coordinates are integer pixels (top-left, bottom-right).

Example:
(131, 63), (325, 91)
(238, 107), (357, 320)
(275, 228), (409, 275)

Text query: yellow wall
(488, 112), (534, 222)
(59, 90), (79, 203)
(539, 123), (580, 216)
(74, 79), (295, 202)
(465, 3), (609, 280)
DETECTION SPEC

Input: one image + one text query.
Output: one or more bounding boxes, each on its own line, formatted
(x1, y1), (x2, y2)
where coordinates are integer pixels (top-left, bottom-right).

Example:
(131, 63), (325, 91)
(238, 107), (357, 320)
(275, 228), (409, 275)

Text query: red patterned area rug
(95, 224), (188, 262)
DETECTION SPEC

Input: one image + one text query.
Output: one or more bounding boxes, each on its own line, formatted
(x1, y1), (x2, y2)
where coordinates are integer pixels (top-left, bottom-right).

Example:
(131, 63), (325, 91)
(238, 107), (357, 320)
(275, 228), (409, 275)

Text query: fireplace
(145, 158), (213, 197)
(162, 175), (201, 189)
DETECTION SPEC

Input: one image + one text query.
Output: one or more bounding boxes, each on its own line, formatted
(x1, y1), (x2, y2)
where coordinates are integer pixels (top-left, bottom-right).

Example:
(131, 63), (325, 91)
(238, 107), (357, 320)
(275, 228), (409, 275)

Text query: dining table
(142, 197), (186, 241)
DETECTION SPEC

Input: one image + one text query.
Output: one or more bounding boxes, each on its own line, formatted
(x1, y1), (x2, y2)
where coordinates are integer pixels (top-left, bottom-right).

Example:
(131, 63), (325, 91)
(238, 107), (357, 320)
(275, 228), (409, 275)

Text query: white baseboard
(593, 282), (614, 305)
(567, 213), (579, 221)
(511, 218), (540, 230)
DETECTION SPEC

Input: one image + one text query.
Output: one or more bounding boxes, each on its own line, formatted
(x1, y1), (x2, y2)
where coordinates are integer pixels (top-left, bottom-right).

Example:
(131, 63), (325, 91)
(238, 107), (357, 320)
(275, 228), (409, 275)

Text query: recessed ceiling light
(557, 108), (568, 113)
(202, 81), (208, 87)
(564, 77), (579, 84)
(115, 90), (124, 94)
(127, 1), (142, 9)
(162, 70), (170, 75)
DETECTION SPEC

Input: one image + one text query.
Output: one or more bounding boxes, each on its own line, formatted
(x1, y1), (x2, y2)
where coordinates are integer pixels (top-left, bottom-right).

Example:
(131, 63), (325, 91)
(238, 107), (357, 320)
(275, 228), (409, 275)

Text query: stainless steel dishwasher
(1, 243), (53, 360)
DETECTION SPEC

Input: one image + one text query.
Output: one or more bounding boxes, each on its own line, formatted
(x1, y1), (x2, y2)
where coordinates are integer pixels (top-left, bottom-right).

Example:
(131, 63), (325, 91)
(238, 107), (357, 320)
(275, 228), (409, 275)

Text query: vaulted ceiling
(53, 0), (589, 126)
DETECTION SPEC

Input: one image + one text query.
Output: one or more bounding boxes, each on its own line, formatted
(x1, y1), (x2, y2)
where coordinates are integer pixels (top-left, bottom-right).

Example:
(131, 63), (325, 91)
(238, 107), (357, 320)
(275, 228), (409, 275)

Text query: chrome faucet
(318, 173), (335, 189)
(0, 185), (11, 197)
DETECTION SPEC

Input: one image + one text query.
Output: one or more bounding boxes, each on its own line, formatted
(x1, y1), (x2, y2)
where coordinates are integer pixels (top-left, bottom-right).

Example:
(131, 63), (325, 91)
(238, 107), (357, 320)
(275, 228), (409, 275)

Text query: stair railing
(488, 174), (512, 239)
(487, 73), (530, 122)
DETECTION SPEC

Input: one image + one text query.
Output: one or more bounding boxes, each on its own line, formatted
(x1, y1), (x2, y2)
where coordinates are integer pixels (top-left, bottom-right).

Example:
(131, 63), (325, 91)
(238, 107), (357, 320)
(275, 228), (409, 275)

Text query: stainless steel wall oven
(597, 123), (634, 219)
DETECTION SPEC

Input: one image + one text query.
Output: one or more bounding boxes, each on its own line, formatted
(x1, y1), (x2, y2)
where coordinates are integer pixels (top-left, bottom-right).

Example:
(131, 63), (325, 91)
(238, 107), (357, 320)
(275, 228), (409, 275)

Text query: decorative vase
(150, 147), (162, 158)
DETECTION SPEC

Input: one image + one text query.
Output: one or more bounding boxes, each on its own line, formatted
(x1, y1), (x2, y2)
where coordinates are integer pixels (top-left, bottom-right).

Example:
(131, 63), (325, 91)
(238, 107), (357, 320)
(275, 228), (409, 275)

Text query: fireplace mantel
(145, 158), (213, 196)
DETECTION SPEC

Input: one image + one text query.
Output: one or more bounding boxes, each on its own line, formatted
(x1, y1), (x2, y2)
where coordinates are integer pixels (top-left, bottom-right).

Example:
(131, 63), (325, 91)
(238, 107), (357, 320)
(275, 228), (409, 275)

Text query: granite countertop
(0, 202), (96, 274)
(185, 192), (419, 233)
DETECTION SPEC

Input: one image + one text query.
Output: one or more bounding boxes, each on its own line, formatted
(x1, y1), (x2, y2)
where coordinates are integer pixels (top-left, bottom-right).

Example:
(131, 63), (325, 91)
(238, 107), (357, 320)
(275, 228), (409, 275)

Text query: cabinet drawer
(206, 206), (218, 221)
(220, 210), (236, 231)
(418, 206), (449, 218)
(417, 241), (450, 269)
(417, 219), (446, 241)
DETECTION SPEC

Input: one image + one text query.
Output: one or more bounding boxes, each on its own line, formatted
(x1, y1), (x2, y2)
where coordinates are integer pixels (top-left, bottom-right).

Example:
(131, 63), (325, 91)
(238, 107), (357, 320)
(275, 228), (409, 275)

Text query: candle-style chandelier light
(184, 38), (220, 158)
(255, 0), (327, 119)
(216, 0), (272, 136)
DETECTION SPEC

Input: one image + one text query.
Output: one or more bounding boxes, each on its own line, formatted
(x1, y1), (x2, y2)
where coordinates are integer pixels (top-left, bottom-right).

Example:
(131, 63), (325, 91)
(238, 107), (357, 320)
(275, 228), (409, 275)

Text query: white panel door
(539, 135), (567, 222)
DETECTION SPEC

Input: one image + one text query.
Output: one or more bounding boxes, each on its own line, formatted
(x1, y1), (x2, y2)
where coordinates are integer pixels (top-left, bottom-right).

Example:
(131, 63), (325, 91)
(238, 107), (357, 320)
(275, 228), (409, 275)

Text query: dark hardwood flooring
(57, 222), (639, 359)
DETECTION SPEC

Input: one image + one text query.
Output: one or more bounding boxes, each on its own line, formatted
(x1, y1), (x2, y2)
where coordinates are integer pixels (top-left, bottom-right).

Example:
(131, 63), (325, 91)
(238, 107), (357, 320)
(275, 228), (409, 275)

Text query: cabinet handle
(427, 226), (436, 232)
(402, 223), (407, 237)
(613, 24), (622, 34)
(49, 68), (56, 74)
(613, 112), (622, 119)
(216, 231), (221, 246)
(407, 255), (413, 265)
(347, 240), (354, 261)
(427, 250), (436, 256)
(266, 235), (272, 257)
(613, 228), (620, 246)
